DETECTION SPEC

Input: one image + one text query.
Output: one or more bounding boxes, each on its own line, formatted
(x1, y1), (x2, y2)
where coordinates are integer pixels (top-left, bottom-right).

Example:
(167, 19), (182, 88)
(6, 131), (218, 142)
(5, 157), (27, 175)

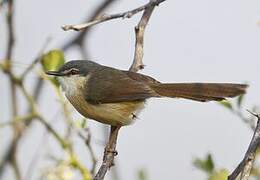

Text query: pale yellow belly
(66, 94), (145, 126)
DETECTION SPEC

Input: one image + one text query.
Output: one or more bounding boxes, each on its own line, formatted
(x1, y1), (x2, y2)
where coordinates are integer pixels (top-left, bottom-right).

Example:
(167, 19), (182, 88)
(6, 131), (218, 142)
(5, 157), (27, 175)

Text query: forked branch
(62, 1), (166, 180)
(62, 0), (166, 32)
(129, 1), (156, 72)
(228, 111), (260, 180)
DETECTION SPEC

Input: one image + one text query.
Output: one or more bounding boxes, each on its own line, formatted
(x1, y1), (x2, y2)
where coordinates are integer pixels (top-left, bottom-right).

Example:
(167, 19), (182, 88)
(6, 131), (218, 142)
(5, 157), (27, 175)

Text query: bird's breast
(58, 75), (145, 126)
(66, 92), (145, 126)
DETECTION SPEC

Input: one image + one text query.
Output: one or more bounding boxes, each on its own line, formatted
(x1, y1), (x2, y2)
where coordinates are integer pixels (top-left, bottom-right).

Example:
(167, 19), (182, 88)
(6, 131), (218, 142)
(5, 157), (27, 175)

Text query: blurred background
(1, 0), (260, 179)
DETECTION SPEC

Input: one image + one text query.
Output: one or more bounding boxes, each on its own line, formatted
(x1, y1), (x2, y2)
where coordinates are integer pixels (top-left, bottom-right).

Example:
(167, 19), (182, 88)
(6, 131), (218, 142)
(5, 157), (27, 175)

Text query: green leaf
(209, 169), (229, 180)
(218, 100), (233, 110)
(41, 50), (65, 86)
(41, 49), (65, 71)
(237, 95), (245, 108)
(193, 154), (215, 174)
(137, 169), (148, 180)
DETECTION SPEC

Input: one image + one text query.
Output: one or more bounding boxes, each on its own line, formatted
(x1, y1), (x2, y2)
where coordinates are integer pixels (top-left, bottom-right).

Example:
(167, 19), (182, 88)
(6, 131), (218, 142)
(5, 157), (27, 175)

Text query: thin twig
(62, 0), (165, 32)
(94, 126), (121, 180)
(91, 2), (162, 180)
(228, 111), (260, 180)
(129, 0), (158, 72)
(78, 128), (98, 175)
(20, 81), (91, 179)
(24, 123), (51, 180)
(232, 109), (256, 130)
(0, 67), (44, 180)
(61, 0), (118, 52)
(5, 0), (17, 115)
(2, 1), (22, 179)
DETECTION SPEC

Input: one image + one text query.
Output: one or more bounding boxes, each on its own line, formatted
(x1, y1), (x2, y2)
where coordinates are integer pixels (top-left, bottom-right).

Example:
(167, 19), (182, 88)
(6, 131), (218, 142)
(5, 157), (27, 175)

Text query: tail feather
(151, 83), (248, 102)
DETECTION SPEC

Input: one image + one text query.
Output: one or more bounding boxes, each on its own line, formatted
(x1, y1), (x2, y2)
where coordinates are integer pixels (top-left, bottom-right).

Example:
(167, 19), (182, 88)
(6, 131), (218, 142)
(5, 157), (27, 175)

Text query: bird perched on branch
(46, 60), (248, 179)
(46, 60), (248, 126)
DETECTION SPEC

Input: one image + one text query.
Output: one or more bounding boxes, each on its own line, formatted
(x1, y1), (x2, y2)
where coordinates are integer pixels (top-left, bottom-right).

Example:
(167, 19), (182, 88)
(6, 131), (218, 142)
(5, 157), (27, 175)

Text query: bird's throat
(57, 75), (88, 97)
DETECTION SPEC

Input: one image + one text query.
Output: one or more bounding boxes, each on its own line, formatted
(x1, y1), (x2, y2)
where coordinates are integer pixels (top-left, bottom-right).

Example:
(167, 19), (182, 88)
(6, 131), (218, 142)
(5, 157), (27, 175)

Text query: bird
(46, 60), (248, 126)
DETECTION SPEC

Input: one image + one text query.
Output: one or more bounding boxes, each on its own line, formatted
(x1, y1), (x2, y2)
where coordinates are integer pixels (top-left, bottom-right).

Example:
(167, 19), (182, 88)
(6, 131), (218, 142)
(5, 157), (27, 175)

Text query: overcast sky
(1, 0), (260, 179)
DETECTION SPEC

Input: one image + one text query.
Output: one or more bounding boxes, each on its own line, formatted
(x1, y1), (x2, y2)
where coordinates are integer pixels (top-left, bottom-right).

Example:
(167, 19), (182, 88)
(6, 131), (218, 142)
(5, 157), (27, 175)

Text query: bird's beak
(45, 71), (65, 76)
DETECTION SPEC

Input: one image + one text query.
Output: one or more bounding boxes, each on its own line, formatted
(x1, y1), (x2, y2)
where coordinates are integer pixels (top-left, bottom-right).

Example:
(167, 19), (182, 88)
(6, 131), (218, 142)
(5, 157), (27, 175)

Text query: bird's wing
(85, 67), (158, 104)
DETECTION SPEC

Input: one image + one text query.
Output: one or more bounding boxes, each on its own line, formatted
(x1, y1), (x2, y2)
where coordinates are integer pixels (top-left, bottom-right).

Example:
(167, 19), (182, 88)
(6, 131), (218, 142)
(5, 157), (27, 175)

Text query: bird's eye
(69, 68), (79, 75)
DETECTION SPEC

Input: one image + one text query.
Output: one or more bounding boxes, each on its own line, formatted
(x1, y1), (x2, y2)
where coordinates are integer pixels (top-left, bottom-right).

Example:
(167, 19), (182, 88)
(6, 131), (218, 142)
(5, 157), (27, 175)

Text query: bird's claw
(104, 148), (118, 156)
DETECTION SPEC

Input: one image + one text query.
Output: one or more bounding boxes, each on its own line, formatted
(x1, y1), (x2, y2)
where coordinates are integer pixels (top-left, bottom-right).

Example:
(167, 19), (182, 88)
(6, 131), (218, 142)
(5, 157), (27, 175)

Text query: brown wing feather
(122, 71), (160, 84)
(85, 67), (158, 104)
(85, 66), (248, 103)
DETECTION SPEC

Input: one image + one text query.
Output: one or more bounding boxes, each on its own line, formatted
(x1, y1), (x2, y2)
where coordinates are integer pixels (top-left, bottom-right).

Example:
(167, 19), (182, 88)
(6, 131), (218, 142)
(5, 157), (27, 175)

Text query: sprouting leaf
(237, 95), (245, 109)
(137, 169), (148, 180)
(209, 169), (229, 180)
(41, 50), (65, 86)
(193, 154), (215, 174)
(218, 100), (233, 111)
(41, 49), (65, 71)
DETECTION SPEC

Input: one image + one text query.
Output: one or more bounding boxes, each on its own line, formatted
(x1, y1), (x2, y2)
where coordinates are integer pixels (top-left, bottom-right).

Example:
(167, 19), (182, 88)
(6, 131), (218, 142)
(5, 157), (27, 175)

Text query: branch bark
(5, 0), (17, 116)
(129, 0), (157, 72)
(62, 0), (165, 32)
(94, 126), (121, 180)
(1, 1), (23, 179)
(61, 0), (118, 53)
(228, 111), (260, 180)
(85, 1), (163, 179)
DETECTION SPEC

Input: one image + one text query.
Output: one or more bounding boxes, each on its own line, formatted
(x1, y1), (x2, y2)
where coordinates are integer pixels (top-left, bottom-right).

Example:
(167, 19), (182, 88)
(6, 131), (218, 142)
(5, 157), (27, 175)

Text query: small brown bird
(46, 60), (248, 126)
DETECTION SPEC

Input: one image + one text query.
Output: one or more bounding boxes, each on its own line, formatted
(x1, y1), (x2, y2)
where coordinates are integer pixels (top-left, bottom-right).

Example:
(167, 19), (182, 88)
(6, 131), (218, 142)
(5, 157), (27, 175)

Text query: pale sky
(1, 0), (260, 179)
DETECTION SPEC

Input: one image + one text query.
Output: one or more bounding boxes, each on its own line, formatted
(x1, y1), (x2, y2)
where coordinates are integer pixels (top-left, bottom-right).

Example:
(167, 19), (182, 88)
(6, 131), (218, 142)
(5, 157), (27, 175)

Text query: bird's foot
(104, 147), (118, 156)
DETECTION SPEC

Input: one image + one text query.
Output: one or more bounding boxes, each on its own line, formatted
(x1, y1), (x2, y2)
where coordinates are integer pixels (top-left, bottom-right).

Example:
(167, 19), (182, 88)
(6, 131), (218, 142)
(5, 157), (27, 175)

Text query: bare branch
(5, 0), (17, 116)
(129, 0), (158, 72)
(0, 74), (44, 179)
(5, 0), (15, 62)
(62, 0), (165, 32)
(228, 111), (260, 180)
(61, 0), (118, 52)
(94, 126), (121, 180)
(63, 2), (165, 180)
(0, 1), (23, 179)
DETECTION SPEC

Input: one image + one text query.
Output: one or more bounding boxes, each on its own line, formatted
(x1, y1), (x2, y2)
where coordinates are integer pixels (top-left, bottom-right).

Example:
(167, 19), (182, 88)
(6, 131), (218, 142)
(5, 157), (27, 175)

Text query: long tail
(151, 83), (248, 102)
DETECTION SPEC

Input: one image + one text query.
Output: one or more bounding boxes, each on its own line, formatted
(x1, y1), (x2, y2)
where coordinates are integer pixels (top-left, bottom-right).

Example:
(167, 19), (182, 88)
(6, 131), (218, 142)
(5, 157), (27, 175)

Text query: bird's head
(46, 60), (100, 77)
(46, 60), (100, 95)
